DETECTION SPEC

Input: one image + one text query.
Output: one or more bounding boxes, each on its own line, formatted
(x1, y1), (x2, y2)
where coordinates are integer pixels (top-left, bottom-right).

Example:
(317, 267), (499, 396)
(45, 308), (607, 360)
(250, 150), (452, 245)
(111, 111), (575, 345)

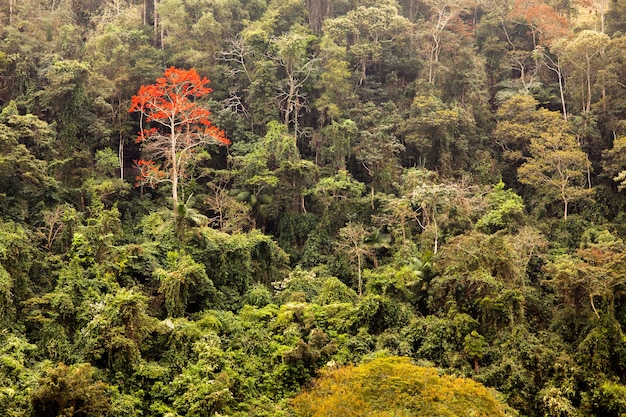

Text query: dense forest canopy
(3, 0), (626, 415)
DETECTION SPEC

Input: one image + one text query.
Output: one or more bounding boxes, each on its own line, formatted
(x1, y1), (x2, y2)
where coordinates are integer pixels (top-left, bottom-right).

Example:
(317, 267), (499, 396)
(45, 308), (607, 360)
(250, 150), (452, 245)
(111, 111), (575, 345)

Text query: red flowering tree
(129, 67), (230, 208)
(507, 0), (569, 46)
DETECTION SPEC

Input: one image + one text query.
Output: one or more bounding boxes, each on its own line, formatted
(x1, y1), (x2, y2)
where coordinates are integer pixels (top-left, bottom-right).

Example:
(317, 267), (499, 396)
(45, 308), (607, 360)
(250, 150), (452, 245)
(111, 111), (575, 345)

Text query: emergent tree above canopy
(129, 67), (230, 209)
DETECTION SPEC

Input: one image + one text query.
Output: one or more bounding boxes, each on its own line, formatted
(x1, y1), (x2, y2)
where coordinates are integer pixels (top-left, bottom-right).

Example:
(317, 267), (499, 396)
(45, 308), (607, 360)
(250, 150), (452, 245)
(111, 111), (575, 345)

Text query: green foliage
(351, 101), (405, 190)
(156, 251), (215, 317)
(404, 311), (478, 369)
(158, 331), (233, 417)
(275, 212), (317, 262)
(476, 182), (526, 233)
(322, 1), (412, 86)
(576, 315), (626, 381)
(30, 363), (111, 417)
(243, 283), (274, 308)
(77, 288), (157, 372)
(518, 129), (593, 219)
(0, 221), (34, 311)
(274, 267), (322, 303)
(479, 327), (579, 417)
(313, 277), (358, 305)
(589, 381), (626, 417)
(7, 1), (626, 416)
(189, 228), (289, 309)
(545, 229), (626, 320)
(365, 264), (422, 301)
(33, 59), (109, 156)
(309, 169), (365, 230)
(353, 294), (413, 335)
(0, 123), (57, 220)
(316, 119), (357, 170)
(538, 386), (577, 417)
(401, 94), (475, 176)
(0, 335), (39, 417)
(432, 229), (546, 329)
(462, 331), (488, 375)
(94, 148), (120, 177)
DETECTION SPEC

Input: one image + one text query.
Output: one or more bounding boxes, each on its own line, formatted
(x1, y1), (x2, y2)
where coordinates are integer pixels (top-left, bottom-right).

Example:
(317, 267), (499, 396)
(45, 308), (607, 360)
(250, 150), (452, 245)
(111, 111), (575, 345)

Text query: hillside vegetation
(3, 0), (626, 415)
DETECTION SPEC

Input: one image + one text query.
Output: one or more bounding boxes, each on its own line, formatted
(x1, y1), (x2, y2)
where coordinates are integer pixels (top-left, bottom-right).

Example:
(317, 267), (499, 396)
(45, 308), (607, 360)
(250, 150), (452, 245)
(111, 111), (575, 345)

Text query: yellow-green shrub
(291, 356), (509, 417)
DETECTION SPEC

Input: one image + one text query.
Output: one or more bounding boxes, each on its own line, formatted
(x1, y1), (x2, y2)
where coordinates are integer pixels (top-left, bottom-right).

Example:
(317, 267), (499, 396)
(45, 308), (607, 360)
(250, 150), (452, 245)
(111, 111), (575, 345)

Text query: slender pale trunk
(360, 60), (366, 85)
(118, 95), (124, 179)
(171, 122), (178, 208)
(119, 133), (124, 179)
(154, 0), (159, 46)
(433, 212), (438, 254)
(556, 65), (567, 120)
(590, 293), (600, 318)
(586, 55), (592, 113)
(284, 77), (296, 127)
(409, 0), (416, 21)
(428, 44), (437, 84)
(543, 53), (567, 119)
(357, 253), (363, 297)
(601, 12), (605, 33)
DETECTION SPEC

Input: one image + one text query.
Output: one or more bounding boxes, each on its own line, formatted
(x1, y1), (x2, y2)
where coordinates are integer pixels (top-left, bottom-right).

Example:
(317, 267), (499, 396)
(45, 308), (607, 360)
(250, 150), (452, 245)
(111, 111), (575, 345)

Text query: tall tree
(314, 37), (353, 122)
(534, 43), (568, 120)
(546, 230), (626, 318)
(401, 168), (481, 254)
(493, 94), (567, 182)
(337, 221), (372, 297)
(518, 130), (593, 219)
(322, 1), (411, 86)
(271, 27), (318, 135)
(581, 0), (611, 32)
(560, 30), (609, 114)
(353, 101), (405, 195)
(401, 94), (474, 176)
(420, 0), (467, 85)
(129, 67), (230, 211)
(507, 0), (569, 47)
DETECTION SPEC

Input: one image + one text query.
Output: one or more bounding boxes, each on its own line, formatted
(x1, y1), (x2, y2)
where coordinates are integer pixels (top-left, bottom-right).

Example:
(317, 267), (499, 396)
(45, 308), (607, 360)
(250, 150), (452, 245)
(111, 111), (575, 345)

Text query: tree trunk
(586, 56), (592, 113)
(601, 11), (605, 33)
(171, 129), (178, 209)
(357, 253), (363, 297)
(433, 213), (438, 254)
(119, 133), (124, 179)
(557, 67), (567, 120)
(154, 0), (159, 46)
(590, 293), (600, 318)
